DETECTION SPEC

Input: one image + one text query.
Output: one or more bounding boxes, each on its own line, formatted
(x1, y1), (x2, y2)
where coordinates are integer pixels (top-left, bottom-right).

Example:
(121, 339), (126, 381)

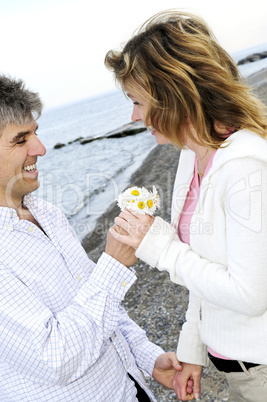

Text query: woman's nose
(131, 105), (142, 122)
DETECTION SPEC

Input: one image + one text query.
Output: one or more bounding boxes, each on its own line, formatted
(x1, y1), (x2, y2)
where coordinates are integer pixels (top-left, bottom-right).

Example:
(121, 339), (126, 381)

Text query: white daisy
(117, 186), (160, 215)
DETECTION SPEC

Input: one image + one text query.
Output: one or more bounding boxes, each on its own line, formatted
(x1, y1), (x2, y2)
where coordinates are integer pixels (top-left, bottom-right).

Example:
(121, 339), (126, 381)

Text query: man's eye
(17, 138), (26, 144)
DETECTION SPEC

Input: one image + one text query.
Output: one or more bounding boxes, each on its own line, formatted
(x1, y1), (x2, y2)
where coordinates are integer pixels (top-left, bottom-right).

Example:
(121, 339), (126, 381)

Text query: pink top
(178, 150), (231, 360)
(178, 150), (216, 243)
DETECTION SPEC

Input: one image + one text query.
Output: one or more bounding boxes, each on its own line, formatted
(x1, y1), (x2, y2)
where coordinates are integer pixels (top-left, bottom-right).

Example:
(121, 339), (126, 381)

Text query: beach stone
(237, 50), (267, 65)
(80, 136), (97, 145)
(68, 136), (84, 144)
(54, 142), (65, 149)
(105, 121), (147, 138)
(79, 122), (146, 144)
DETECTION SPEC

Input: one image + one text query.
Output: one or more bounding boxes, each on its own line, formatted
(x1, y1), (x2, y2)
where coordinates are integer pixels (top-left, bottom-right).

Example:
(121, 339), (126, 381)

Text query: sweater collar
(209, 129), (267, 177)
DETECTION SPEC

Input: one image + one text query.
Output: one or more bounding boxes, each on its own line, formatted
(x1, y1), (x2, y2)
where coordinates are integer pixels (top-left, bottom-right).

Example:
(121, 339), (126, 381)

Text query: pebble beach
(82, 67), (267, 401)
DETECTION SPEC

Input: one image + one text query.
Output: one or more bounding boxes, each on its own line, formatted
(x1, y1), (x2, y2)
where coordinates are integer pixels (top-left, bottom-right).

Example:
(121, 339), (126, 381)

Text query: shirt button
(121, 281), (127, 287)
(7, 224), (12, 230)
(28, 226), (34, 232)
(77, 275), (82, 281)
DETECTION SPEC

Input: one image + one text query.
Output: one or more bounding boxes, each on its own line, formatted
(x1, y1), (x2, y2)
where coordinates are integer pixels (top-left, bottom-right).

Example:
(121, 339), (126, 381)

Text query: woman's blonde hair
(105, 10), (267, 148)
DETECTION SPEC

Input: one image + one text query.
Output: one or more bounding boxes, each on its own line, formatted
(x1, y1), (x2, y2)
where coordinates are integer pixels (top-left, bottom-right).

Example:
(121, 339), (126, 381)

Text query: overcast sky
(1, 0), (266, 109)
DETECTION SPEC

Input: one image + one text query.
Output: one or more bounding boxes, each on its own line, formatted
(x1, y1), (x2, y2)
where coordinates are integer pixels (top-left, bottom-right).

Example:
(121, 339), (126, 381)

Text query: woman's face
(126, 89), (171, 145)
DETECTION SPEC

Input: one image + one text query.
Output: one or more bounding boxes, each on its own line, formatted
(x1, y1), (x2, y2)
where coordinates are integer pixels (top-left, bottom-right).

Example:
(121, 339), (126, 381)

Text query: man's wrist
(90, 252), (136, 297)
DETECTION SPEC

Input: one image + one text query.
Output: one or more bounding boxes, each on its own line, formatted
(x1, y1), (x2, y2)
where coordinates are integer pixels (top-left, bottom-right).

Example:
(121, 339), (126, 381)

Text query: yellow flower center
(138, 201), (145, 209)
(147, 199), (153, 208)
(131, 190), (140, 196)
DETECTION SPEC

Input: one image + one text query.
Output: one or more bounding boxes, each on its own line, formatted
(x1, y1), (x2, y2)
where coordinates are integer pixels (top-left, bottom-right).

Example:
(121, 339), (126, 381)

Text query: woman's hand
(173, 363), (202, 400)
(109, 209), (155, 249)
(152, 352), (182, 389)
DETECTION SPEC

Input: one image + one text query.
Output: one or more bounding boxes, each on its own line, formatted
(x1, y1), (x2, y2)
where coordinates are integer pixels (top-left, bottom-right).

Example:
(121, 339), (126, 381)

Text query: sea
(36, 43), (267, 241)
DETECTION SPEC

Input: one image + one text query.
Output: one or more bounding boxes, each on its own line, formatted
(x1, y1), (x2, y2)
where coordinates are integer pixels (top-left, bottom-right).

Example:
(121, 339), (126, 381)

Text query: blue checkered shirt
(0, 195), (163, 401)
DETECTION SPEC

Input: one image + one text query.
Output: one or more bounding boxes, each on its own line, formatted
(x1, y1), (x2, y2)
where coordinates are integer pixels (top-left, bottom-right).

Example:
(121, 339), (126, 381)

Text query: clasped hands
(153, 353), (202, 400)
(154, 355), (202, 400)
(105, 209), (153, 267)
(109, 209), (154, 249)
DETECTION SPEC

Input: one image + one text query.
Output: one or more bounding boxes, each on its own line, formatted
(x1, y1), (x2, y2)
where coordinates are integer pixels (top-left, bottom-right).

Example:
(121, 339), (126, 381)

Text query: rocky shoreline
(237, 50), (267, 65)
(54, 121), (146, 149)
(82, 68), (267, 401)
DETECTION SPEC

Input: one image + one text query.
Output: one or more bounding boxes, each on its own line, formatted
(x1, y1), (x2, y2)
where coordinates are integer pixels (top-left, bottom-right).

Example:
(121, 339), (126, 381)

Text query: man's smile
(23, 163), (37, 173)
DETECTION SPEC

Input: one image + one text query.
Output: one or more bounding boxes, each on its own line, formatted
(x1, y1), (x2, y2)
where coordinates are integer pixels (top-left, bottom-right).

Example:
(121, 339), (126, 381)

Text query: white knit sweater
(136, 130), (267, 366)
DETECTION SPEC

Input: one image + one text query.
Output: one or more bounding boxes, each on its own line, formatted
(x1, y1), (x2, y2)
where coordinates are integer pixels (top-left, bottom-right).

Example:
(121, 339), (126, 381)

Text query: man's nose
(28, 135), (46, 157)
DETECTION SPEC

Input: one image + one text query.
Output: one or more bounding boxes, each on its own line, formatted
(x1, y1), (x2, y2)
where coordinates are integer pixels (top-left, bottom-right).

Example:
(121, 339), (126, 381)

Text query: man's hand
(152, 352), (182, 389)
(173, 363), (202, 400)
(105, 225), (137, 267)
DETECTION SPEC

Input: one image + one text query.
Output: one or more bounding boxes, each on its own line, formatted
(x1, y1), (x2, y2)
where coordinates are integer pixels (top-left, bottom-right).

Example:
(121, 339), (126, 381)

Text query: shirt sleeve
(118, 306), (164, 376)
(0, 252), (136, 386)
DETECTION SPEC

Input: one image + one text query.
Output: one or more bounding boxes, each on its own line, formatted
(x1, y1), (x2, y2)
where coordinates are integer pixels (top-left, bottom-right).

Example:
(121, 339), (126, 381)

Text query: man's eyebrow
(10, 124), (39, 143)
(10, 131), (30, 143)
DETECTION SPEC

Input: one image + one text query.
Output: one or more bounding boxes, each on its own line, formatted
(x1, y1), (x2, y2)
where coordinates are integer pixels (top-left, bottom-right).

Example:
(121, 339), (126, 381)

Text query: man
(0, 75), (181, 401)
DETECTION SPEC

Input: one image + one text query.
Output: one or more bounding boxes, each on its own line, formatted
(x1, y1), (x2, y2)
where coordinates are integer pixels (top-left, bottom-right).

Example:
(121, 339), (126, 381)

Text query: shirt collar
(0, 194), (36, 231)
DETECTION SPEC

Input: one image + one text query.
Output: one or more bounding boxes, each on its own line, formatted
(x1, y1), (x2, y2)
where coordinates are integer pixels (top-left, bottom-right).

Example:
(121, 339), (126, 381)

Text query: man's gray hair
(0, 75), (43, 131)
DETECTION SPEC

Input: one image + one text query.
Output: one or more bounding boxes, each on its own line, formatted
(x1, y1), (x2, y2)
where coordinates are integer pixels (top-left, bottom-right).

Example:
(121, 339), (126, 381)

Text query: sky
(0, 0), (266, 110)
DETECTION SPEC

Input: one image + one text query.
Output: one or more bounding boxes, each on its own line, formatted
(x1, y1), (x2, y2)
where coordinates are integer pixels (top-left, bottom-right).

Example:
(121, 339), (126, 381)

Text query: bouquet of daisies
(117, 186), (160, 215)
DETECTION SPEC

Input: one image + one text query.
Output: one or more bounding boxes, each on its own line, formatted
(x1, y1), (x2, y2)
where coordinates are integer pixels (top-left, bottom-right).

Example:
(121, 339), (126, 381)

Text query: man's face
(0, 120), (46, 207)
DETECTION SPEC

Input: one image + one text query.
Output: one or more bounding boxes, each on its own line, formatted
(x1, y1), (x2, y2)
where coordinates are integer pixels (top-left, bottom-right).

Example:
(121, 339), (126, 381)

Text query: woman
(105, 10), (267, 402)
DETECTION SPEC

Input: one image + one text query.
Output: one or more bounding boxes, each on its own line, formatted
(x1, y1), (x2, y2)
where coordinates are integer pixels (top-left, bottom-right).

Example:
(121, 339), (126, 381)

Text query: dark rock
(80, 136), (101, 145)
(54, 142), (65, 149)
(237, 50), (267, 65)
(68, 136), (84, 144)
(80, 121), (147, 145)
(55, 122), (147, 148)
(105, 121), (147, 138)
